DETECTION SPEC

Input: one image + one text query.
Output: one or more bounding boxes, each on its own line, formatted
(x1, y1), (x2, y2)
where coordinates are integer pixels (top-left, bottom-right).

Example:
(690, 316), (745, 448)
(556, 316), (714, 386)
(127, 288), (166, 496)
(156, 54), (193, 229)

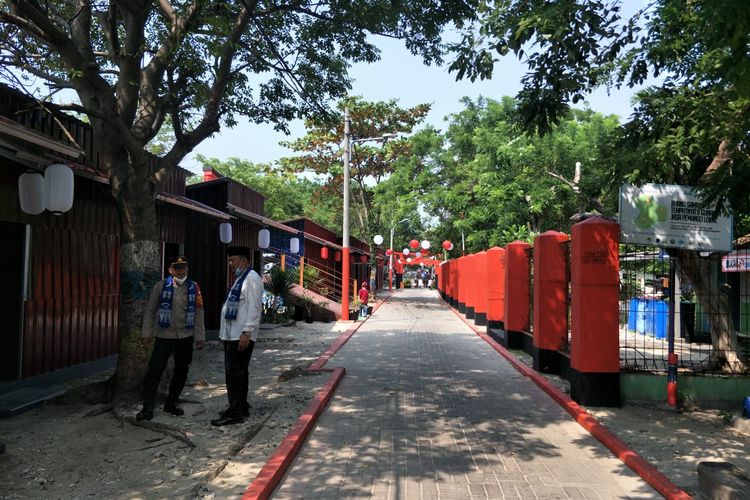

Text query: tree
(450, 0), (750, 371)
(410, 96), (618, 253)
(281, 96), (430, 244)
(0, 0), (478, 392)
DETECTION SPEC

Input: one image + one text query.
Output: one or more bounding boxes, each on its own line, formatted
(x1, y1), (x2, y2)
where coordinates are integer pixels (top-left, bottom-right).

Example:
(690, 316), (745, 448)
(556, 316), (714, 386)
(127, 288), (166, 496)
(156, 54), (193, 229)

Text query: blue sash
(224, 268), (251, 320)
(158, 276), (197, 329)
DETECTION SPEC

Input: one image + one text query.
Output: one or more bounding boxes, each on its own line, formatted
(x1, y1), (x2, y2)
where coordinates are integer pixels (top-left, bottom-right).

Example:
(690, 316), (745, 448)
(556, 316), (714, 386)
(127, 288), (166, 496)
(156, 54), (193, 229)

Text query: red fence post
(465, 254), (478, 319)
(570, 217), (620, 407)
(474, 251), (489, 326)
(504, 241), (531, 348)
(457, 256), (468, 313)
(532, 231), (570, 374)
(486, 247), (506, 330)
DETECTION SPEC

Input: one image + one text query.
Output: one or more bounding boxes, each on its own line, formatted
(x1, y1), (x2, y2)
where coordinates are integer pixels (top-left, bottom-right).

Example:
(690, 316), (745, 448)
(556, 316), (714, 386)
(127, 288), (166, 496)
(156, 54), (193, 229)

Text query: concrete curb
(241, 291), (397, 499)
(445, 300), (693, 500)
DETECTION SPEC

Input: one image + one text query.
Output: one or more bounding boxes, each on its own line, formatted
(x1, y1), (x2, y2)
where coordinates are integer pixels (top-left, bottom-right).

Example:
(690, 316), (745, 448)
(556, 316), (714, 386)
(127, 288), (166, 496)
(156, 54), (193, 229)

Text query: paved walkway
(274, 289), (659, 499)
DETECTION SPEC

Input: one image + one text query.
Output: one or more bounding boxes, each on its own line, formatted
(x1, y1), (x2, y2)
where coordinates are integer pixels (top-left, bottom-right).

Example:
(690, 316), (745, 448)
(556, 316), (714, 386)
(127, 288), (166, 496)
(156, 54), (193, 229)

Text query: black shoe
(220, 406), (250, 418)
(211, 414), (245, 427)
(136, 407), (154, 421)
(163, 402), (184, 416)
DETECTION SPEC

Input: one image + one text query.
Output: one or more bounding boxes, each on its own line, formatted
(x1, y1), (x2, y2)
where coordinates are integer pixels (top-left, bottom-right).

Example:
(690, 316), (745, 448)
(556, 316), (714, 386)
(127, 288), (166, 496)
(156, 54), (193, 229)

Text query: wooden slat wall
(157, 203), (186, 244)
(23, 225), (119, 378)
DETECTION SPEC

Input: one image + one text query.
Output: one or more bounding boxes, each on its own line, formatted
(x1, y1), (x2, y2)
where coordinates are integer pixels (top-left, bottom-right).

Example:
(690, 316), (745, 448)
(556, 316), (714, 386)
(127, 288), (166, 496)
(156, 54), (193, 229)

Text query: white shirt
(219, 268), (263, 342)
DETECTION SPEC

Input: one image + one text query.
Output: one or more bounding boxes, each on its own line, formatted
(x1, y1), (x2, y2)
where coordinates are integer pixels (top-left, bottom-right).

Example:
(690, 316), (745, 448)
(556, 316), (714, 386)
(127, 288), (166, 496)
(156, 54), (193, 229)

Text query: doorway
(0, 222), (25, 380)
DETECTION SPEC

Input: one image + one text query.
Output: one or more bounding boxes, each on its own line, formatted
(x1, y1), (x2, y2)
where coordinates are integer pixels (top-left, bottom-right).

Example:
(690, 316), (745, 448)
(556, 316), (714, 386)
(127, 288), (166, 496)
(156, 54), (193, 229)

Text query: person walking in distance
(211, 246), (264, 426)
(358, 282), (370, 319)
(137, 256), (205, 421)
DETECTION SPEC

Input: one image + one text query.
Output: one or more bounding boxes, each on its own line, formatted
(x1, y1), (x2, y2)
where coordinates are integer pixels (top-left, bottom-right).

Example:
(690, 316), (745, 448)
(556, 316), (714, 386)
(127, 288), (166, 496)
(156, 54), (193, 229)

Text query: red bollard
(504, 240), (531, 349)
(474, 251), (489, 326)
(486, 247), (506, 330)
(667, 353), (678, 407)
(570, 217), (620, 407)
(465, 254), (478, 319)
(457, 256), (468, 313)
(532, 231), (570, 374)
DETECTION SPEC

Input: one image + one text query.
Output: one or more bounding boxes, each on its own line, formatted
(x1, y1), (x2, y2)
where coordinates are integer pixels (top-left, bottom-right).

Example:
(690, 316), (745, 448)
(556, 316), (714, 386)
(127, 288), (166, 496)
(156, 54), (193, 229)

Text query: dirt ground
(1, 319), (749, 499)
(0, 321), (347, 500)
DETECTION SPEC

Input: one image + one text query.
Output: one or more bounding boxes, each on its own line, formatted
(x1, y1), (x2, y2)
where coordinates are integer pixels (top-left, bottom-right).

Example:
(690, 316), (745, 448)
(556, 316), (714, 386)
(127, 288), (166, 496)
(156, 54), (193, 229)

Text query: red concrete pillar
(474, 251), (489, 326)
(457, 256), (468, 313)
(436, 261), (443, 296)
(504, 240), (531, 348)
(451, 259), (459, 307)
(486, 247), (506, 329)
(532, 231), (570, 374)
(570, 217), (620, 407)
(465, 254), (477, 319)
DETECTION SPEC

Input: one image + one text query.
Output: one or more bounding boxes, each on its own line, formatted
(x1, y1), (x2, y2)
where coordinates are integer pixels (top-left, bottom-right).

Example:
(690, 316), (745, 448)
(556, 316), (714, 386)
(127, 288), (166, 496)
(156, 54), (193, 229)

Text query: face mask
(173, 276), (187, 286)
(234, 268), (245, 278)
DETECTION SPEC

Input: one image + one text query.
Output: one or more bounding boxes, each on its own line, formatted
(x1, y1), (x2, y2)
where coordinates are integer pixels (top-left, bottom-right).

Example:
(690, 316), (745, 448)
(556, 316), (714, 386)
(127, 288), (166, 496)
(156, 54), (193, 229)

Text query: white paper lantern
(258, 228), (271, 249)
(420, 240), (430, 250)
(290, 237), (300, 254)
(373, 234), (384, 245)
(403, 248), (410, 256)
(407, 257), (412, 263)
(18, 171), (45, 215)
(44, 163), (74, 214)
(448, 242), (454, 251)
(219, 222), (233, 243)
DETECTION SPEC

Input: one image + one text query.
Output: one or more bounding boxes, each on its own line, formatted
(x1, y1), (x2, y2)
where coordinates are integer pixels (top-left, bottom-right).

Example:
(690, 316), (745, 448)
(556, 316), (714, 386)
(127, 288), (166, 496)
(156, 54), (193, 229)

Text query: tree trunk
(676, 249), (747, 372)
(105, 148), (164, 396)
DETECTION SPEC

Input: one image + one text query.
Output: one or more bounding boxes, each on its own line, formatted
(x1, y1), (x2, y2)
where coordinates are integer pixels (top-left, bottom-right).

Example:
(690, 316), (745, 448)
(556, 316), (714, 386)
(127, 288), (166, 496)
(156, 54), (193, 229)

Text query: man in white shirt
(211, 246), (263, 426)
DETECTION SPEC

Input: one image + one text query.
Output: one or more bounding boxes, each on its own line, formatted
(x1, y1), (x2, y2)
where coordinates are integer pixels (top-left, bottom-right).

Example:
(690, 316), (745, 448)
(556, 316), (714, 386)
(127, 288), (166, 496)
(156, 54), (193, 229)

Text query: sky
(185, 36), (641, 176)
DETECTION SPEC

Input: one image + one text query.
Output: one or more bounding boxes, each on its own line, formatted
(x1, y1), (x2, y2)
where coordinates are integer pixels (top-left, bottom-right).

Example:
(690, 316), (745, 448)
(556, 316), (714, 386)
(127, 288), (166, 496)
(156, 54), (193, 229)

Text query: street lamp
(388, 218), (409, 290)
(341, 107), (396, 320)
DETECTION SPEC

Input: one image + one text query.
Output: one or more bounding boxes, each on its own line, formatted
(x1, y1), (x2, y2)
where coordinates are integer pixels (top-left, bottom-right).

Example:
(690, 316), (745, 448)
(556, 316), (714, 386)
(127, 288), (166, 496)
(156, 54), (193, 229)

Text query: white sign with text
(619, 183), (733, 251)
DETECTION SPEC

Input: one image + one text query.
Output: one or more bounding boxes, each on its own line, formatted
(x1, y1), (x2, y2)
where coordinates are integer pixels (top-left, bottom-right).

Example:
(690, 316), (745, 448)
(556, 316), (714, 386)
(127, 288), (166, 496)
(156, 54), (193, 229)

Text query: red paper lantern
(442, 240), (452, 250)
(320, 247), (329, 260)
(385, 248), (393, 256)
(360, 255), (368, 263)
(409, 239), (419, 249)
(334, 251), (341, 262)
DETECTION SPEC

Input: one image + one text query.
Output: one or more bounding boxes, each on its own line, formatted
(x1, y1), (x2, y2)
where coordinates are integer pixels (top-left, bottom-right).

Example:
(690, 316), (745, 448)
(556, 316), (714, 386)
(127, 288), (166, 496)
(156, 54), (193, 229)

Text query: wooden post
(281, 253), (286, 271)
(299, 256), (305, 288)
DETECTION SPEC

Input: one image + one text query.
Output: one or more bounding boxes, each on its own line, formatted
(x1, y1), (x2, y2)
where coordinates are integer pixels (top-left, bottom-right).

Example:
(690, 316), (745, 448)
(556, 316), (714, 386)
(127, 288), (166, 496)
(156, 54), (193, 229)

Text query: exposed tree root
(136, 439), (176, 451)
(188, 405), (279, 497)
(83, 403), (115, 418)
(111, 406), (196, 449)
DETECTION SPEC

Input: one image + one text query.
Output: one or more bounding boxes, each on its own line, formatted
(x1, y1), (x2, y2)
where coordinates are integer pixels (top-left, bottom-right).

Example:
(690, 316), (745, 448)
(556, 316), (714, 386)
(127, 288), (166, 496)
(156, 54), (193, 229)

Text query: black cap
(227, 246), (251, 259)
(170, 256), (188, 267)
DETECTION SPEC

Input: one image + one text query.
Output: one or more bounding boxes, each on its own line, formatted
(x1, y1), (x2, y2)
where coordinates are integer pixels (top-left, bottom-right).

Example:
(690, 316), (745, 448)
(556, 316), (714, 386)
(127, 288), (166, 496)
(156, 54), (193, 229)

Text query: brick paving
(274, 289), (660, 499)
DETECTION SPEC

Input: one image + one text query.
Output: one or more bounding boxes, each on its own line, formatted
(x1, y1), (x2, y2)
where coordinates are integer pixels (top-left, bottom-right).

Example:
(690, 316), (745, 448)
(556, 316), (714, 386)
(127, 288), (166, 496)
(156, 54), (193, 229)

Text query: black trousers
(223, 339), (255, 416)
(142, 336), (194, 407)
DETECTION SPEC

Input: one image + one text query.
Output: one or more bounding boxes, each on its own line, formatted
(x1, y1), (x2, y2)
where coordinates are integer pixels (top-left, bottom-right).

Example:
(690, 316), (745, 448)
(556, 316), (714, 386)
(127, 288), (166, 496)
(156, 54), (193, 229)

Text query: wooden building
(0, 85), (227, 381)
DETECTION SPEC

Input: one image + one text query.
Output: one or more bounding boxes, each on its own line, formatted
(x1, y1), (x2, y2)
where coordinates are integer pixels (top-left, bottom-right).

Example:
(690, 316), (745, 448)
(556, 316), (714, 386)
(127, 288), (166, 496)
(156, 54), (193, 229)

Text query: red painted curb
(446, 302), (692, 500)
(242, 367), (345, 500)
(242, 291), (399, 498)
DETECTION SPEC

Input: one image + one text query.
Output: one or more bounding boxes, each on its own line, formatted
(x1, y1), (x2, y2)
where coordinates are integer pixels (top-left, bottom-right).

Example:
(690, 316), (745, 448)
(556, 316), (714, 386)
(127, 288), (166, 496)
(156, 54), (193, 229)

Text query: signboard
(619, 183), (733, 251)
(722, 250), (750, 272)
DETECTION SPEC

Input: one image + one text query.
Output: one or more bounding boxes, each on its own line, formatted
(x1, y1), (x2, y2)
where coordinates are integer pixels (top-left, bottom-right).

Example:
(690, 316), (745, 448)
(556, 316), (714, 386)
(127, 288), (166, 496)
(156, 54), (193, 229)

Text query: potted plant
(302, 291), (314, 323)
(263, 266), (296, 323)
(350, 297), (361, 320)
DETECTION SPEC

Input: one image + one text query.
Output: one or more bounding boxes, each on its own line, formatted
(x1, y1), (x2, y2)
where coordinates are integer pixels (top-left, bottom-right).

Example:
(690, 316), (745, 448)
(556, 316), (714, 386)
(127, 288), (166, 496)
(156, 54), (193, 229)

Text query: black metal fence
(618, 246), (750, 374)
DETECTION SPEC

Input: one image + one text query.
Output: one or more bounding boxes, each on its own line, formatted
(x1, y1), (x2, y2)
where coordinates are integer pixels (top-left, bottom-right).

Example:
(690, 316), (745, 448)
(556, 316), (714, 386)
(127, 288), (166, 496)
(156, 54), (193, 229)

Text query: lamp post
(341, 107), (396, 320)
(388, 218), (409, 290)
